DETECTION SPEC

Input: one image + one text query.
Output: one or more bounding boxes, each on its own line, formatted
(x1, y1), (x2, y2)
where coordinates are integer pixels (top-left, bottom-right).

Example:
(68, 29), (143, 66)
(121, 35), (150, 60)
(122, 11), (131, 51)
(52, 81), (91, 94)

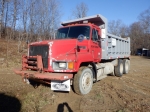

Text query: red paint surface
(15, 23), (102, 81)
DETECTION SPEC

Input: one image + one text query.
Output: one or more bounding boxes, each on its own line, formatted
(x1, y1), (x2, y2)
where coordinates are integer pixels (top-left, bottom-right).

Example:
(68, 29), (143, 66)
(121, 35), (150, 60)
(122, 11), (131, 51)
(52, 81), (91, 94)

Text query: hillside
(0, 38), (27, 69)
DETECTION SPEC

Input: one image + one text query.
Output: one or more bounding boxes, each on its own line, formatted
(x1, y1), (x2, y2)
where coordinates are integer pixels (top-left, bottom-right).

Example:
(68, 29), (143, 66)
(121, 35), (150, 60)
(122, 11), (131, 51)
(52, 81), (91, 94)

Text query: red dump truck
(14, 14), (130, 95)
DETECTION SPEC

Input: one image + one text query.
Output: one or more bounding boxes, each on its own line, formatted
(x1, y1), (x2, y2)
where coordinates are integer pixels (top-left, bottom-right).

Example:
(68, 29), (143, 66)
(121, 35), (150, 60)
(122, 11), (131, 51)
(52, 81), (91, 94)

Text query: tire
(114, 59), (123, 77)
(123, 59), (130, 74)
(73, 67), (93, 95)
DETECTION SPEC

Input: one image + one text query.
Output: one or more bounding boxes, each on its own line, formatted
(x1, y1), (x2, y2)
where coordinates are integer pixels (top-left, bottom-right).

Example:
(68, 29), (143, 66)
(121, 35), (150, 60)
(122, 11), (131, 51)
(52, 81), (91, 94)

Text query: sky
(60, 0), (150, 26)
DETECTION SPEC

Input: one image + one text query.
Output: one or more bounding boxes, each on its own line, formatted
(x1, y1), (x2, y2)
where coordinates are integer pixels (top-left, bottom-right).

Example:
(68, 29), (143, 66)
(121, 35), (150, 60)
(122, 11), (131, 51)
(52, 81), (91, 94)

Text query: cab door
(90, 29), (101, 62)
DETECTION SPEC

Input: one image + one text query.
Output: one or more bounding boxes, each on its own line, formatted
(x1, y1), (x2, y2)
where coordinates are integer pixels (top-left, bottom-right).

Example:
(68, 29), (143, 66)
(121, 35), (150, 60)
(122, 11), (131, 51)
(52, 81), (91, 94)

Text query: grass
(0, 38), (27, 69)
(95, 92), (101, 99)
(21, 86), (56, 112)
(94, 90), (103, 99)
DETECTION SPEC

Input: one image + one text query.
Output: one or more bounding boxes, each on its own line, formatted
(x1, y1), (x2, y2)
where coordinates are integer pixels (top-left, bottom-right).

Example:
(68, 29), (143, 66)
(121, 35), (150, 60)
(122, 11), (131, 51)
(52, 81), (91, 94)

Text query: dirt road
(0, 56), (150, 112)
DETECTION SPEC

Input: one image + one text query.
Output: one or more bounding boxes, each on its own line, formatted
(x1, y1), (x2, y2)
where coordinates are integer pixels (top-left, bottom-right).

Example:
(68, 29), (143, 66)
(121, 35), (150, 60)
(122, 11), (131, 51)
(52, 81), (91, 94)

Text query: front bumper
(14, 69), (73, 81)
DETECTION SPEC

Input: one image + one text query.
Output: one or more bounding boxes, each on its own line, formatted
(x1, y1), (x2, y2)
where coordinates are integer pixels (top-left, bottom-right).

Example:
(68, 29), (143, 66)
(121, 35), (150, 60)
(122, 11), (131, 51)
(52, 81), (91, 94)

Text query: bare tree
(108, 20), (123, 36)
(72, 2), (88, 18)
(4, 1), (10, 37)
(0, 0), (62, 41)
(126, 7), (150, 55)
(0, 0), (62, 67)
(138, 7), (150, 49)
(0, 0), (5, 38)
(28, 0), (36, 41)
(138, 7), (150, 33)
(129, 22), (144, 54)
(20, 0), (28, 33)
(11, 0), (20, 39)
(33, 0), (61, 40)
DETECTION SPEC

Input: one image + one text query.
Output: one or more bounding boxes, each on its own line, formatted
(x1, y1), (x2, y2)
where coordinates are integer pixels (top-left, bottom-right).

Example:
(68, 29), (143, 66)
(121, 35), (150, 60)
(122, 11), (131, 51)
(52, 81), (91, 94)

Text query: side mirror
(77, 34), (85, 42)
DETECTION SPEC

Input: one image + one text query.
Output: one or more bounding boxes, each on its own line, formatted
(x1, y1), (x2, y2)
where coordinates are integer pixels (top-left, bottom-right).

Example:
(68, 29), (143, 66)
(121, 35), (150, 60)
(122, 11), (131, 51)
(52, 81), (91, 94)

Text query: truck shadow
(0, 93), (21, 112)
(57, 102), (73, 112)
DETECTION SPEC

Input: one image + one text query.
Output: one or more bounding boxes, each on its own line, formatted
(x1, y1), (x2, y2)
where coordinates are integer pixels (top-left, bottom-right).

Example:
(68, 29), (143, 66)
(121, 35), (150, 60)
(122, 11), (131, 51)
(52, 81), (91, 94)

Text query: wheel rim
(81, 72), (92, 91)
(120, 63), (123, 74)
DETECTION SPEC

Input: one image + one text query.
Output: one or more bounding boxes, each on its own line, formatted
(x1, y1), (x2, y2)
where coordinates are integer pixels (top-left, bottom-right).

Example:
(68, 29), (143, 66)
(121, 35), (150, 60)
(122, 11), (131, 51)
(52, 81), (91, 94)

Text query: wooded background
(0, 0), (150, 55)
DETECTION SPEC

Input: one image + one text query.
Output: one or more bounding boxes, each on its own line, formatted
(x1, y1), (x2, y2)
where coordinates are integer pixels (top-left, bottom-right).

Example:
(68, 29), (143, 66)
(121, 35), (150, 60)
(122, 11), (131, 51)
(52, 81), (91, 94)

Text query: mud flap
(51, 79), (70, 91)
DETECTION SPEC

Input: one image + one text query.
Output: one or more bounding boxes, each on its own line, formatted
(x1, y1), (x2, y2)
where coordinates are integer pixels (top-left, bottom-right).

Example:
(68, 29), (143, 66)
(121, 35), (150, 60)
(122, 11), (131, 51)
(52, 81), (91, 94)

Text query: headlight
(59, 62), (67, 68)
(53, 61), (74, 70)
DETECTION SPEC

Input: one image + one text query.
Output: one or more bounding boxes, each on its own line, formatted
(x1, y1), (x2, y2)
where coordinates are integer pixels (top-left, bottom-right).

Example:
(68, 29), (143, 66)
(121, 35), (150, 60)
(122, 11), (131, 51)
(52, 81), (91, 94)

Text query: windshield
(56, 26), (90, 39)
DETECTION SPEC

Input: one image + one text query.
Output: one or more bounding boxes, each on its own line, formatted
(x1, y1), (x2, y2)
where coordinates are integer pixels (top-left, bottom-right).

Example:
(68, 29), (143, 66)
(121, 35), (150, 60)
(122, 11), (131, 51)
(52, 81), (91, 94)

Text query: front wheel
(73, 67), (93, 95)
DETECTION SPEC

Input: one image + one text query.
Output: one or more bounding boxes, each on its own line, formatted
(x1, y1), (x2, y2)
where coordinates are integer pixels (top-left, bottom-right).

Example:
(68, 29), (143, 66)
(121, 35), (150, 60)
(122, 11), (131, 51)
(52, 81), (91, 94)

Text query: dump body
(101, 33), (130, 59)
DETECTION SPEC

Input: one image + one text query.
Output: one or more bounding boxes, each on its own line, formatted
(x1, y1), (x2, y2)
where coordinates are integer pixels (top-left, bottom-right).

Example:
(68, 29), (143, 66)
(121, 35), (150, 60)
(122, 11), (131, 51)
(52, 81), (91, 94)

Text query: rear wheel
(123, 59), (130, 74)
(114, 59), (123, 77)
(73, 67), (93, 95)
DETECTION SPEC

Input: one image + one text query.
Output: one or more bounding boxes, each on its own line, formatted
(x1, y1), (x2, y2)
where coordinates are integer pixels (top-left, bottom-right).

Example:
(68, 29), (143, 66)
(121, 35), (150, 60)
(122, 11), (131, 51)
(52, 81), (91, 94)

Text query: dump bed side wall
(101, 33), (130, 60)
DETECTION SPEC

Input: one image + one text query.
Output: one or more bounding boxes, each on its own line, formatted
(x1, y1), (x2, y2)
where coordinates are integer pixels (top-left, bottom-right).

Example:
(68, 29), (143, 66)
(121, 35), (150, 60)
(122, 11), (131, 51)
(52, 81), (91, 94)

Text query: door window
(92, 29), (98, 41)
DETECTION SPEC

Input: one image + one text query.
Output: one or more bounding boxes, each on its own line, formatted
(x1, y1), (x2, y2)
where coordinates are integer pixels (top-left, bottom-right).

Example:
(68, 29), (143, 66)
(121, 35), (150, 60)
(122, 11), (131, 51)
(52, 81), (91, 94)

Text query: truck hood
(49, 39), (77, 61)
(30, 39), (89, 61)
